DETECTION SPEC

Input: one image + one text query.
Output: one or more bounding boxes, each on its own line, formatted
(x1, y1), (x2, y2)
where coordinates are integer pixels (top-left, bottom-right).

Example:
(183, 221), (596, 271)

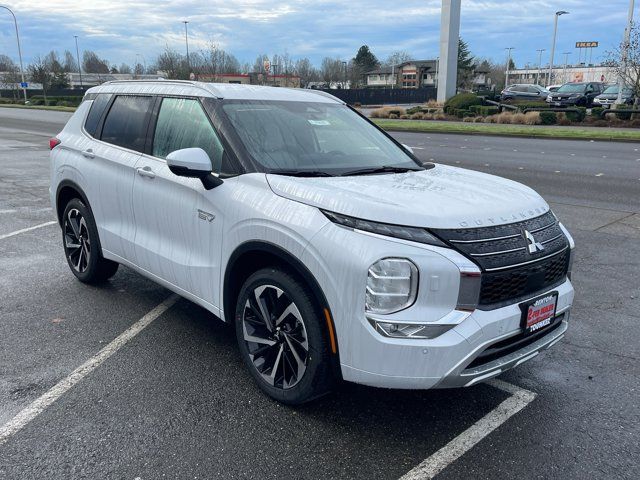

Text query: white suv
(50, 81), (575, 404)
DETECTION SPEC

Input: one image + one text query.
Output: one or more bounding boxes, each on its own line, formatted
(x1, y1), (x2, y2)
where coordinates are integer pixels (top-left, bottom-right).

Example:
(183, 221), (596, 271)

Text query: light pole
(505, 47), (514, 87)
(182, 20), (190, 72)
(341, 61), (347, 88)
(536, 49), (546, 85)
(562, 52), (571, 83)
(136, 53), (147, 75)
(616, 0), (635, 105)
(73, 35), (83, 89)
(548, 10), (569, 87)
(0, 5), (27, 103)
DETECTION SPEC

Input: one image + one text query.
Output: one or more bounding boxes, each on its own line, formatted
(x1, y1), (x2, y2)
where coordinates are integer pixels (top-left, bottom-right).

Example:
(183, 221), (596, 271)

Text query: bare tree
(43, 51), (69, 88)
(294, 57), (318, 87)
(321, 57), (343, 87)
(605, 23), (640, 107)
(200, 43), (241, 78)
(119, 63), (132, 74)
(383, 51), (413, 68)
(28, 56), (52, 102)
(82, 50), (110, 74)
(153, 47), (188, 79)
(63, 50), (77, 73)
(0, 54), (21, 99)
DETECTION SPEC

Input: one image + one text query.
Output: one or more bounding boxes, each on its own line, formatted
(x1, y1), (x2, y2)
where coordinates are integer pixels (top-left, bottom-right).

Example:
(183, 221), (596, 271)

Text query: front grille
(433, 211), (570, 309)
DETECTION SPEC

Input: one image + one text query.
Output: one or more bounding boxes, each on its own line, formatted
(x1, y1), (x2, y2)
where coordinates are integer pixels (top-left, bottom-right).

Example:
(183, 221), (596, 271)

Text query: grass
(0, 104), (77, 112)
(374, 119), (640, 142)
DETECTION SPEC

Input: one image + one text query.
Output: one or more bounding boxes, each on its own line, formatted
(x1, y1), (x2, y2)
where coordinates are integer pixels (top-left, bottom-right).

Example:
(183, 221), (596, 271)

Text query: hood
(596, 93), (631, 100)
(266, 164), (549, 229)
(552, 92), (585, 98)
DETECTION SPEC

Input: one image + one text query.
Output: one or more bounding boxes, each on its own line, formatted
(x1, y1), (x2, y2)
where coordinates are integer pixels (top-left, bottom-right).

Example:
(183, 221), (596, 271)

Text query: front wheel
(62, 198), (119, 283)
(235, 268), (334, 404)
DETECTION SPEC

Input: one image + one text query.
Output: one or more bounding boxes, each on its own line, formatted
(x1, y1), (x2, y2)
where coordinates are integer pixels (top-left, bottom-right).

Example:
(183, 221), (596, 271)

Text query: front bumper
(340, 279), (574, 389)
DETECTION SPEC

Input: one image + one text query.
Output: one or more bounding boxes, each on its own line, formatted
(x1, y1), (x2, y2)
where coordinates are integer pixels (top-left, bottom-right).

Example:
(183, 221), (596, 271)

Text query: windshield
(220, 100), (422, 176)
(602, 85), (632, 95)
(557, 83), (587, 93)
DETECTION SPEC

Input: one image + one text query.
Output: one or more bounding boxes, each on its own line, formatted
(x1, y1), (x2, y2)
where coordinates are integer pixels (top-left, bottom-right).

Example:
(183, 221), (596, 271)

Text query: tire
(235, 267), (334, 405)
(62, 198), (119, 283)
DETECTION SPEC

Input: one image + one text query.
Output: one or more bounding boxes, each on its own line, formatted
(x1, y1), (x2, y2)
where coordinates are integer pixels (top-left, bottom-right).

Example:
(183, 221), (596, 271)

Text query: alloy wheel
(64, 208), (91, 273)
(241, 284), (309, 389)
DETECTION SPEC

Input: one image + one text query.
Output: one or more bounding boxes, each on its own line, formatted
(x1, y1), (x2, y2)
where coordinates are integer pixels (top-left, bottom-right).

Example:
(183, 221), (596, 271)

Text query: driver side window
(153, 97), (224, 172)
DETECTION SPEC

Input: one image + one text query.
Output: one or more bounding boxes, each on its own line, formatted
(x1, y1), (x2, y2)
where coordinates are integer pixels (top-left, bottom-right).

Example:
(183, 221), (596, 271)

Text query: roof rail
(95, 79), (220, 97)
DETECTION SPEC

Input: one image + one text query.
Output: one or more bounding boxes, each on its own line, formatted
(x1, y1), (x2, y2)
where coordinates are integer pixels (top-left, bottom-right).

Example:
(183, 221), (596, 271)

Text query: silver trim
(484, 246), (568, 272)
(469, 233), (563, 258)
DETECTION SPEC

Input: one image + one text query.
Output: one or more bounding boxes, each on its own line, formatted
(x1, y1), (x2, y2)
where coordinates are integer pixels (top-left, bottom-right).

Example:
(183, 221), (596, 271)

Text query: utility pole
(505, 47), (514, 87)
(0, 5), (27, 103)
(391, 63), (395, 89)
(73, 35), (83, 89)
(437, 0), (461, 102)
(182, 21), (190, 72)
(548, 11), (569, 87)
(536, 49), (546, 85)
(616, 0), (635, 105)
(342, 61), (347, 88)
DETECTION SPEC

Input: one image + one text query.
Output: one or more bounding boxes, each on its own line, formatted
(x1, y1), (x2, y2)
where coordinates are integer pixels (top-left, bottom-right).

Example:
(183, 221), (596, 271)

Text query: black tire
(62, 198), (119, 283)
(235, 267), (334, 405)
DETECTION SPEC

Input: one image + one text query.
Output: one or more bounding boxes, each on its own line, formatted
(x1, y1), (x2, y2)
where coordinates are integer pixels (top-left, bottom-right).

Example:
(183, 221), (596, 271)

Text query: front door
(132, 97), (227, 311)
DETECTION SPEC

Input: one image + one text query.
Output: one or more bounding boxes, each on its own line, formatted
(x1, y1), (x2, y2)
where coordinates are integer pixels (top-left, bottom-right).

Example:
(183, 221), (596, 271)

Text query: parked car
(546, 82), (605, 107)
(500, 84), (550, 103)
(547, 85), (562, 93)
(593, 85), (635, 108)
(50, 81), (575, 404)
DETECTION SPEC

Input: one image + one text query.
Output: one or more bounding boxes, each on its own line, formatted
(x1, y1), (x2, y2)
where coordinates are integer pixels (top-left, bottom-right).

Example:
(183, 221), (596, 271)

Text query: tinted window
(101, 95), (153, 152)
(84, 93), (112, 137)
(153, 97), (224, 171)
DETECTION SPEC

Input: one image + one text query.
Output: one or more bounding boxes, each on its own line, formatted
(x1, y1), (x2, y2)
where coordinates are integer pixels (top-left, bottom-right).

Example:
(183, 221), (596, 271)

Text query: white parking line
(399, 379), (537, 480)
(0, 294), (179, 445)
(0, 221), (57, 241)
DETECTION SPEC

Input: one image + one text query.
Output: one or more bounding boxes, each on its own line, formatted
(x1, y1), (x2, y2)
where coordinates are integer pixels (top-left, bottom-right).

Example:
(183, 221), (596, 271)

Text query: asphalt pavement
(0, 107), (638, 479)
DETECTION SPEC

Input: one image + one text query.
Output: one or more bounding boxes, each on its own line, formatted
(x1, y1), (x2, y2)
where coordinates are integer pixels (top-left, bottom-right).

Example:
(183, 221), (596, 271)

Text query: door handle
(136, 166), (156, 179)
(82, 148), (95, 159)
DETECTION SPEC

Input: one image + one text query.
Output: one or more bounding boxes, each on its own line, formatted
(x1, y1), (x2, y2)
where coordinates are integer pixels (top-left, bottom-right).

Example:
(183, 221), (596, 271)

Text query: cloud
(0, 0), (632, 69)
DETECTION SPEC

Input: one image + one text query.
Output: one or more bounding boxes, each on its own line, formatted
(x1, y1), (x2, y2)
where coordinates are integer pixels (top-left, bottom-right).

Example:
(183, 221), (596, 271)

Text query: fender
(55, 179), (92, 226)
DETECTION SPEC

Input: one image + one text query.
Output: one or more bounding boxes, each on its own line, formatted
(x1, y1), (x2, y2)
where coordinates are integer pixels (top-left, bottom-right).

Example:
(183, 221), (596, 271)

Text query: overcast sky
(0, 1), (634, 69)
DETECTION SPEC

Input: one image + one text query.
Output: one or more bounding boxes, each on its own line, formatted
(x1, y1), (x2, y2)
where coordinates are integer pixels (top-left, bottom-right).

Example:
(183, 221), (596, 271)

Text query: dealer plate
(520, 292), (558, 334)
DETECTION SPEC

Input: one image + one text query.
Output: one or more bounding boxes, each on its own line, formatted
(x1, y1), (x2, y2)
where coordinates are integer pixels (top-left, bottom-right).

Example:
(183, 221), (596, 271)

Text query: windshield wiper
(340, 166), (422, 176)
(269, 170), (336, 177)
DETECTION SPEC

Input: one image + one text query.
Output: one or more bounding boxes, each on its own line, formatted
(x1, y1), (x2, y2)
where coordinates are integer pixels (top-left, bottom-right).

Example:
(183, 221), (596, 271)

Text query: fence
(319, 87), (437, 106)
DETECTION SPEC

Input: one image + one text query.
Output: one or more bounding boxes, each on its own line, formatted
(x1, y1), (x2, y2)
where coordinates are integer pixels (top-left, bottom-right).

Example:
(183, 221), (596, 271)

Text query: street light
(182, 20), (190, 72)
(616, 0), (635, 105)
(73, 35), (83, 90)
(0, 5), (27, 103)
(505, 47), (514, 87)
(536, 49), (546, 85)
(548, 10), (569, 87)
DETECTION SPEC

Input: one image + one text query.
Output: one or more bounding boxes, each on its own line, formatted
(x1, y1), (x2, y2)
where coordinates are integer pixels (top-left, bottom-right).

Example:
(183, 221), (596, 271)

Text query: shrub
(388, 108), (405, 116)
(495, 112), (514, 124)
(433, 112), (447, 120)
(400, 114), (409, 119)
(410, 112), (424, 120)
(463, 116), (475, 123)
(354, 102), (361, 108)
(539, 111), (557, 125)
(474, 116), (486, 123)
(370, 106), (406, 119)
(556, 112), (571, 126)
(616, 110), (632, 120)
(591, 107), (604, 119)
(388, 113), (399, 119)
(564, 107), (586, 123)
(630, 119), (640, 128)
(523, 111), (542, 125)
(516, 102), (549, 112)
(485, 114), (498, 123)
(406, 106), (423, 115)
(443, 93), (482, 115)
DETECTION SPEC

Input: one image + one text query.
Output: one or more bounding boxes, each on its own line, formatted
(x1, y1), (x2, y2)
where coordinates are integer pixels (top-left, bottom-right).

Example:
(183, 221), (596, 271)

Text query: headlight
(322, 210), (446, 247)
(366, 258), (418, 314)
(546, 95), (552, 101)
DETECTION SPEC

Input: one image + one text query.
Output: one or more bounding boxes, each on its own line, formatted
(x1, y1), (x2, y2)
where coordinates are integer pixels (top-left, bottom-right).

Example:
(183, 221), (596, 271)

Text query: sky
(0, 0), (635, 70)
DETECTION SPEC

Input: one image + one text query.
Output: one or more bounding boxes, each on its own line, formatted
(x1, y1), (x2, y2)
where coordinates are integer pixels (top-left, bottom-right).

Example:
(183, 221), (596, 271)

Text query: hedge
(539, 111), (557, 125)
(444, 93), (482, 115)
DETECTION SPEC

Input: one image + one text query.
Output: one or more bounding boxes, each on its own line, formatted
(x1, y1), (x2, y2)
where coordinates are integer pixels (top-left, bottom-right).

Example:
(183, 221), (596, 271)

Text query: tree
(200, 43), (241, 77)
(457, 38), (475, 89)
(63, 50), (77, 73)
(0, 54), (21, 99)
(320, 57), (344, 87)
(294, 57), (318, 87)
(384, 51), (413, 68)
(82, 50), (110, 74)
(605, 23), (640, 107)
(42, 51), (69, 89)
(119, 63), (132, 74)
(353, 45), (379, 72)
(153, 46), (188, 79)
(28, 56), (52, 102)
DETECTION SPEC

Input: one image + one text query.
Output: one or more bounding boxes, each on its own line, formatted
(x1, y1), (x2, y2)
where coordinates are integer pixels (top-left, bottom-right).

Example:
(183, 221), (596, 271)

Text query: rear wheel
(62, 198), (119, 283)
(235, 268), (334, 404)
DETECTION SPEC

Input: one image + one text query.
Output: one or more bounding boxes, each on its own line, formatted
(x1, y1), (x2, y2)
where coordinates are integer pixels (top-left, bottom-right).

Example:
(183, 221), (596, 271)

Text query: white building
(507, 64), (618, 86)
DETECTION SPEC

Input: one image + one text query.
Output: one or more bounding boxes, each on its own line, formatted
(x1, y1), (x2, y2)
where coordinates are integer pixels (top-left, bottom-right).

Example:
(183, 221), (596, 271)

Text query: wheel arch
(55, 180), (91, 227)
(223, 240), (341, 368)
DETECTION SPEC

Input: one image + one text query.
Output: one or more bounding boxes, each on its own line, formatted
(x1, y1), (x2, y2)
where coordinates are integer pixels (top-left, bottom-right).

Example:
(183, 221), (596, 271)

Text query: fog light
(367, 318), (454, 339)
(366, 258), (418, 314)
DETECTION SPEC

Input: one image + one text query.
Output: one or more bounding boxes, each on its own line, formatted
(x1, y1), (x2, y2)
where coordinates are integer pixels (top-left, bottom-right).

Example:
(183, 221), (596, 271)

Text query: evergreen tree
(353, 45), (379, 72)
(457, 38), (475, 89)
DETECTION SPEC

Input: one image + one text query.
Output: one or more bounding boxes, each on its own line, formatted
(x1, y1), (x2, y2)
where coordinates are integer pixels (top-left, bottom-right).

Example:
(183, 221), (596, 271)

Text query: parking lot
(1, 107), (639, 479)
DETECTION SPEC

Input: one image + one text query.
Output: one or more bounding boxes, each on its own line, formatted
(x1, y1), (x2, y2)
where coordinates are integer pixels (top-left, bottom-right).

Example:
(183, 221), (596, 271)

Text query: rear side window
(101, 95), (153, 152)
(84, 93), (112, 137)
(152, 97), (224, 171)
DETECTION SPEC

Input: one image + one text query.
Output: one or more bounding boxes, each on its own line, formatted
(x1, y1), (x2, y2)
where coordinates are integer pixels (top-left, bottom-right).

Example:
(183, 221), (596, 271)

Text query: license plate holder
(520, 292), (558, 334)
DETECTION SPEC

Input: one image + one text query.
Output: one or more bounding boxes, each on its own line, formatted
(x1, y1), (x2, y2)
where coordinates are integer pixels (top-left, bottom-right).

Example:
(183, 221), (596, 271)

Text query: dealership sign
(576, 41), (598, 48)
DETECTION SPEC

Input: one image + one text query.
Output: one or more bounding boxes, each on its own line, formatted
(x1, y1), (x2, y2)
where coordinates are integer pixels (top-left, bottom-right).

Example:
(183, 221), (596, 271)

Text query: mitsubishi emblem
(523, 230), (544, 254)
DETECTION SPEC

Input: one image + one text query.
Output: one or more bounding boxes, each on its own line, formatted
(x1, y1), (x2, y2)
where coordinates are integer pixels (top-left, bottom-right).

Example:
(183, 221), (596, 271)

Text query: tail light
(49, 137), (61, 150)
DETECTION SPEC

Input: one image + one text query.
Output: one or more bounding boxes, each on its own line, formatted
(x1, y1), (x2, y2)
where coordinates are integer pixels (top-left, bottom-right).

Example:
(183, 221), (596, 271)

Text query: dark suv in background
(501, 84), (550, 103)
(546, 82), (605, 107)
(593, 85), (636, 108)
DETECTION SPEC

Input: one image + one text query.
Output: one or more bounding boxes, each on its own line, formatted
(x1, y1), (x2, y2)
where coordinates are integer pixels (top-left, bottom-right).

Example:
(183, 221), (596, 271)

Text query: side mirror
(166, 148), (223, 190)
(402, 144), (414, 155)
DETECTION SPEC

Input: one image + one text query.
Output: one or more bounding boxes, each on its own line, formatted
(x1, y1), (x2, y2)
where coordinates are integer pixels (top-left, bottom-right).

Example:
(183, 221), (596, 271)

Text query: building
(196, 73), (301, 88)
(365, 60), (492, 89)
(507, 64), (618, 86)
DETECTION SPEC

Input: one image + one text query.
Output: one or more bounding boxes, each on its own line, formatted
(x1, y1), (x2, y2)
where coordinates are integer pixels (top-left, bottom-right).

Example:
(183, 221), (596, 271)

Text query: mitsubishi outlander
(50, 81), (575, 404)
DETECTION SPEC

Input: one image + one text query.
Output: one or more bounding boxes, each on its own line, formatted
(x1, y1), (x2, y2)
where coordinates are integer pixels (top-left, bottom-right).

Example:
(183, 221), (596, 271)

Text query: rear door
(132, 96), (227, 310)
(85, 94), (154, 262)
